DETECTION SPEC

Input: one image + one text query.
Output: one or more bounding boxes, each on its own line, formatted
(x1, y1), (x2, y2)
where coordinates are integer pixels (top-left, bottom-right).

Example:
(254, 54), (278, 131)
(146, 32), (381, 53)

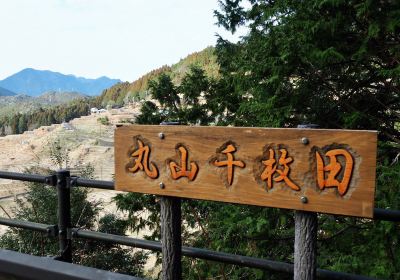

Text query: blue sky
(0, 0), (245, 82)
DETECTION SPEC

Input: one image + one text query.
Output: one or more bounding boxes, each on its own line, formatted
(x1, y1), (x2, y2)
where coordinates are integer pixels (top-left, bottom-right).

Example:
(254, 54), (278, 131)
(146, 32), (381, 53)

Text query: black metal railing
(0, 249), (141, 280)
(0, 170), (398, 280)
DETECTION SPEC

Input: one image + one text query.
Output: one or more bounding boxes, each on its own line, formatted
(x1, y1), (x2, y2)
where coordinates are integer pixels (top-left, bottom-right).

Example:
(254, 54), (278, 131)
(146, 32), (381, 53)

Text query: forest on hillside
(0, 98), (99, 135)
(98, 46), (218, 107)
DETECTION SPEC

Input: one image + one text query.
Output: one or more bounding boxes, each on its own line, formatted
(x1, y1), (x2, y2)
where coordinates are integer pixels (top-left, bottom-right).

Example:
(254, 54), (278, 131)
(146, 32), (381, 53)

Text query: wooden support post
(159, 121), (182, 280)
(294, 124), (318, 280)
(160, 196), (182, 280)
(294, 211), (317, 280)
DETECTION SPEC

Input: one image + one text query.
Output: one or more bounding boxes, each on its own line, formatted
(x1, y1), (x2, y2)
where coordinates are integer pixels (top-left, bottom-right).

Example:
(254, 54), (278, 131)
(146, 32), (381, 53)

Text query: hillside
(0, 108), (137, 179)
(0, 86), (16, 96)
(0, 106), (159, 273)
(0, 91), (88, 119)
(0, 107), (140, 211)
(36, 91), (88, 103)
(0, 108), (126, 220)
(0, 68), (121, 96)
(99, 46), (218, 106)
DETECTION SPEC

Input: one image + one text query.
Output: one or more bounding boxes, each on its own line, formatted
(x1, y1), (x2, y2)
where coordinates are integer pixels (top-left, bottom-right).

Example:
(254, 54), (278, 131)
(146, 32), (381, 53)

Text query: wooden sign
(115, 125), (377, 218)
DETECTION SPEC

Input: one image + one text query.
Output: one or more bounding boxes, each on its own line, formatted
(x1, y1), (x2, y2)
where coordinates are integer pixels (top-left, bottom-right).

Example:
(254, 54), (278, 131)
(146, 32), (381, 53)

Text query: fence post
(159, 122), (182, 280)
(294, 211), (317, 279)
(56, 169), (72, 263)
(160, 196), (182, 280)
(294, 124), (318, 280)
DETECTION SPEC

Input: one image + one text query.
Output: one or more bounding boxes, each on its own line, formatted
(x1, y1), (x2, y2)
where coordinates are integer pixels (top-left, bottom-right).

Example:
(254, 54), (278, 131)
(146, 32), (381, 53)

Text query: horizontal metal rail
(0, 171), (398, 222)
(73, 177), (114, 190)
(73, 229), (376, 280)
(372, 207), (400, 222)
(0, 217), (53, 234)
(0, 217), (377, 280)
(0, 171), (49, 185)
(0, 249), (141, 280)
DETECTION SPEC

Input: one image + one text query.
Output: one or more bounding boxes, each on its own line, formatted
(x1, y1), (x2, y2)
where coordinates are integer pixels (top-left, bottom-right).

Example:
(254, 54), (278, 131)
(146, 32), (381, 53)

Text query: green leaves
(135, 101), (163, 125)
(312, 47), (345, 64)
(149, 74), (180, 112)
(208, 0), (400, 278)
(138, 66), (219, 125)
(0, 166), (147, 276)
(98, 1), (400, 278)
(179, 66), (209, 106)
(368, 22), (380, 38)
(214, 0), (246, 33)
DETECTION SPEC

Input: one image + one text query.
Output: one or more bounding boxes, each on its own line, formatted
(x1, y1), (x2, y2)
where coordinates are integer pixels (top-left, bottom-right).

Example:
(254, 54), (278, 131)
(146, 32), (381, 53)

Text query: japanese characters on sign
(127, 139), (158, 179)
(115, 126), (377, 218)
(212, 143), (245, 186)
(168, 144), (198, 181)
(315, 149), (354, 196)
(259, 147), (300, 191)
(126, 138), (354, 196)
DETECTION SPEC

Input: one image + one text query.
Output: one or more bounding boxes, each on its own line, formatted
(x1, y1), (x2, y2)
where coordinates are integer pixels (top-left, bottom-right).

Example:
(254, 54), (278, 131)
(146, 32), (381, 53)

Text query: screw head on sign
(158, 132), (165, 139)
(301, 137), (309, 145)
(300, 196), (308, 204)
(159, 182), (165, 189)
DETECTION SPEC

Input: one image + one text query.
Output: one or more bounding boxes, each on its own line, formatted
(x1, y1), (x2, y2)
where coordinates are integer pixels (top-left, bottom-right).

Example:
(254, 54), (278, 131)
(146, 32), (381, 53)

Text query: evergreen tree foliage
(48, 138), (70, 169)
(136, 66), (219, 125)
(118, 1), (400, 279)
(0, 164), (147, 276)
(214, 0), (400, 141)
(180, 66), (209, 106)
(135, 101), (163, 125)
(148, 74), (180, 113)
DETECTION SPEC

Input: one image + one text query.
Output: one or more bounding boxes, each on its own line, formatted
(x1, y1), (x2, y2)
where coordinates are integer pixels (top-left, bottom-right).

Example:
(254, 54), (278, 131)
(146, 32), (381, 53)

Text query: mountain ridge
(0, 68), (121, 96)
(0, 86), (16, 96)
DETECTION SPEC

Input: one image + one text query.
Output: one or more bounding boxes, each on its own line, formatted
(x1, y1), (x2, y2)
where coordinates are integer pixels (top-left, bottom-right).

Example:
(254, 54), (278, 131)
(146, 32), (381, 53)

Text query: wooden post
(294, 124), (318, 280)
(294, 211), (317, 279)
(160, 122), (182, 280)
(160, 196), (182, 280)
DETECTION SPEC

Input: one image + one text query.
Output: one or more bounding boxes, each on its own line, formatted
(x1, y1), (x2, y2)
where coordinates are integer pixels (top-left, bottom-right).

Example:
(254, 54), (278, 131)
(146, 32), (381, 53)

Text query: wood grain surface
(115, 125), (377, 217)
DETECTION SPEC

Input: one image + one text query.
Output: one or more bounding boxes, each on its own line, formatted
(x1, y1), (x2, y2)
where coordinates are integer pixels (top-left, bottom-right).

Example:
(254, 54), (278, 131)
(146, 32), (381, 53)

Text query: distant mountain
(0, 86), (16, 96)
(0, 68), (121, 96)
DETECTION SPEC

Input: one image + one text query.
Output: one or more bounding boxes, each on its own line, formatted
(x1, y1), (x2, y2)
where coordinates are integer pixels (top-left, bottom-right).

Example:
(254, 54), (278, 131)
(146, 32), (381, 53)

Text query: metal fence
(0, 170), (398, 280)
(0, 249), (142, 280)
